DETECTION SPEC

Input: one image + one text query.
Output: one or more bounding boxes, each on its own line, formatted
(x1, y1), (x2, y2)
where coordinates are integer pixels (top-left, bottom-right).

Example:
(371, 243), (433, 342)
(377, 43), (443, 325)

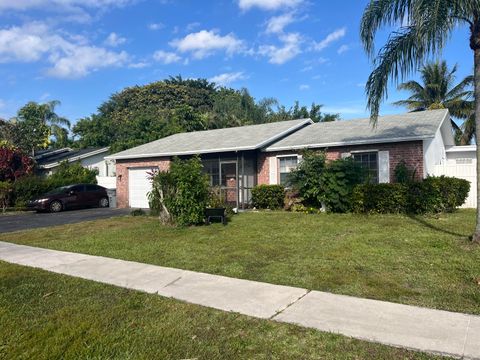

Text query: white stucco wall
(423, 118), (454, 176)
(80, 152), (114, 177)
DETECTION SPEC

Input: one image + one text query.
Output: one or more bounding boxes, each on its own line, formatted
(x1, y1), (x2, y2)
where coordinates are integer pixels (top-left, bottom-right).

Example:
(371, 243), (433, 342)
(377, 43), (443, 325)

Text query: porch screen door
(220, 161), (238, 207)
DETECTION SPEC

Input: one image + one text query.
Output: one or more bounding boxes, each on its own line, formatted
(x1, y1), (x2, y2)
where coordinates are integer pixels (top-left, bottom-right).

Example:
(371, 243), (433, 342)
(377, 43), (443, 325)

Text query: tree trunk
(472, 23), (480, 243)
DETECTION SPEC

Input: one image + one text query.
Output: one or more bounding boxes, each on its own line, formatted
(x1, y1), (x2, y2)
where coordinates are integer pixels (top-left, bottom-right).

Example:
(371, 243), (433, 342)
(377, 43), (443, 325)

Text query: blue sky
(0, 0), (474, 124)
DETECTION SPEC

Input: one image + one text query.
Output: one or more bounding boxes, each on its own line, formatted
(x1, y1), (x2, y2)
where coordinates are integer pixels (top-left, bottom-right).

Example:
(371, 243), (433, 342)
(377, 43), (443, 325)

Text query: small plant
(394, 160), (416, 183)
(0, 181), (13, 213)
(130, 208), (146, 216)
(251, 184), (285, 209)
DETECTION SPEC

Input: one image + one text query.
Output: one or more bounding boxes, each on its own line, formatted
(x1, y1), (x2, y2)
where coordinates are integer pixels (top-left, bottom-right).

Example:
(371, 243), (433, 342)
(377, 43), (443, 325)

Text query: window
(278, 156), (298, 185)
(202, 159), (220, 186)
(86, 184), (100, 192)
(353, 152), (378, 183)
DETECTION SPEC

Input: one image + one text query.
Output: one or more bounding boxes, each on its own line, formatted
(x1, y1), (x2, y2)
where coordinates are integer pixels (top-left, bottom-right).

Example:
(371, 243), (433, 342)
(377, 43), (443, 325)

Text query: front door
(220, 161), (237, 207)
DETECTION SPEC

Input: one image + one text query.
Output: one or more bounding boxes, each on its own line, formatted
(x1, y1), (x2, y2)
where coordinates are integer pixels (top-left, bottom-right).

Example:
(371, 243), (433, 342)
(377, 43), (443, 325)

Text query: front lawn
(0, 261), (438, 359)
(1, 210), (479, 314)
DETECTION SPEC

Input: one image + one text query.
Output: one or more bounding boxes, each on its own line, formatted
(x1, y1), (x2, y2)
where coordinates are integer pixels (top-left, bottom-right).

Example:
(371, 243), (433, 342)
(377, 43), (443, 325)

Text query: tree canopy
(72, 78), (339, 152)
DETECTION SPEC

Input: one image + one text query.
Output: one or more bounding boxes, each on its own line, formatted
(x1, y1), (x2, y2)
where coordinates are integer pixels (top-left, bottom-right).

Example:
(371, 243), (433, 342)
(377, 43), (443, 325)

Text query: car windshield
(44, 186), (71, 196)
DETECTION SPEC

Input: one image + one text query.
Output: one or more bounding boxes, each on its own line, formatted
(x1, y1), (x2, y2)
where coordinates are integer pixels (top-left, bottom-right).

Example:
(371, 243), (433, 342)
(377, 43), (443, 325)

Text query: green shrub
(11, 162), (98, 207)
(393, 160), (416, 183)
(12, 176), (48, 207)
(149, 156), (210, 226)
(322, 157), (367, 212)
(352, 183), (408, 213)
(47, 161), (97, 188)
(353, 176), (470, 214)
(251, 184), (285, 209)
(288, 151), (366, 212)
(407, 176), (470, 214)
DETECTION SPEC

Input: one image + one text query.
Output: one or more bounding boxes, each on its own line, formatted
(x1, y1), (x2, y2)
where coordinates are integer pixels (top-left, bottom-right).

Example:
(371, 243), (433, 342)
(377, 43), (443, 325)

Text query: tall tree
(14, 101), (71, 154)
(393, 61), (474, 144)
(360, 0), (480, 242)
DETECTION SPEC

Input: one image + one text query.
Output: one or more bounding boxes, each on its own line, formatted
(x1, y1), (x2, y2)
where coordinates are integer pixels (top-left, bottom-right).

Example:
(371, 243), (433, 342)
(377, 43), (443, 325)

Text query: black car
(28, 184), (109, 212)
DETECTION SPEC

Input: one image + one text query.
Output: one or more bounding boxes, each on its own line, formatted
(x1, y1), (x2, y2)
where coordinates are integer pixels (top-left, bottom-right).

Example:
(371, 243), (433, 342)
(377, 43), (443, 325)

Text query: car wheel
(49, 200), (63, 213)
(99, 197), (109, 208)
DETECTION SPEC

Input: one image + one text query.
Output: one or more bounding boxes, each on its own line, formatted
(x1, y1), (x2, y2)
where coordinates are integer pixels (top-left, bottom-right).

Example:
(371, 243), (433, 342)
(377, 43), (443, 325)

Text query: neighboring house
(35, 147), (116, 189)
(107, 109), (466, 209)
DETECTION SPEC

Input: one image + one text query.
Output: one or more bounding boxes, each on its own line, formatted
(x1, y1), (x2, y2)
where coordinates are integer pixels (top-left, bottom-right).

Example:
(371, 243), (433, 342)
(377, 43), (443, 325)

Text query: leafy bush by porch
(288, 151), (366, 212)
(353, 176), (470, 214)
(148, 156), (210, 226)
(251, 184), (285, 209)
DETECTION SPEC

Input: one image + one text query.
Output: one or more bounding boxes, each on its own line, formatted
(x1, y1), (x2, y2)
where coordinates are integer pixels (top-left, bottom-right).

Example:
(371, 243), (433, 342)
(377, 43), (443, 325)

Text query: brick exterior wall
(115, 157), (170, 208)
(257, 141), (424, 185)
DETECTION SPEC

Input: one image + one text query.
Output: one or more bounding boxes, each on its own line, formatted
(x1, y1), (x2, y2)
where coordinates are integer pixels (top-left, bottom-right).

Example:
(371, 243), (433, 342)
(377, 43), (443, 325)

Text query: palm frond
(365, 26), (425, 123)
(397, 80), (424, 93)
(446, 75), (474, 99)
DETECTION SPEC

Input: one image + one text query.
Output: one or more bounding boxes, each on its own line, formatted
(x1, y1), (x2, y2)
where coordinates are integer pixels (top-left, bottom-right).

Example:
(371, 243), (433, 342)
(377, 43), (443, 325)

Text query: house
(35, 147), (116, 189)
(107, 109), (463, 209)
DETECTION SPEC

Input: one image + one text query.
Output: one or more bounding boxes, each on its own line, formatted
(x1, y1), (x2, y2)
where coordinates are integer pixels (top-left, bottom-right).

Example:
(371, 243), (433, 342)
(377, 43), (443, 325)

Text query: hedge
(12, 162), (98, 208)
(251, 184), (285, 209)
(353, 176), (470, 214)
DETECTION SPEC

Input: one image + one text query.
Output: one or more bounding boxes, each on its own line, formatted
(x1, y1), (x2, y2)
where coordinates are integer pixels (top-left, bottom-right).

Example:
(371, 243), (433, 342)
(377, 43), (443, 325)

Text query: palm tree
(393, 61), (474, 144)
(360, 1), (480, 242)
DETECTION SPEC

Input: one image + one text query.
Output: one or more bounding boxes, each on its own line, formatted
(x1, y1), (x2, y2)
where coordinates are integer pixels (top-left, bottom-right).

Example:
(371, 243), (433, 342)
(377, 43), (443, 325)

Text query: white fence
(431, 164), (476, 208)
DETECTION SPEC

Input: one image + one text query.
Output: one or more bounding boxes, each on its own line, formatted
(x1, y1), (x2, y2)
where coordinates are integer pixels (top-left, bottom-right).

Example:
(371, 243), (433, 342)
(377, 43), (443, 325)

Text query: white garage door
(128, 168), (155, 208)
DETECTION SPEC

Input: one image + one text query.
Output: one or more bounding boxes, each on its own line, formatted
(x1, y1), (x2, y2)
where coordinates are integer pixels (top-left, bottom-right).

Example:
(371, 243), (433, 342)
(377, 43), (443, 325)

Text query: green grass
(1, 210), (479, 314)
(0, 261), (440, 359)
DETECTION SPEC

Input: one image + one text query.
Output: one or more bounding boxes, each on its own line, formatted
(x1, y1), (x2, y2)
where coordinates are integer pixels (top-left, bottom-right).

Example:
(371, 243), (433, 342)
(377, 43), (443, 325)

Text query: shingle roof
(264, 109), (449, 152)
(35, 147), (109, 168)
(107, 118), (312, 160)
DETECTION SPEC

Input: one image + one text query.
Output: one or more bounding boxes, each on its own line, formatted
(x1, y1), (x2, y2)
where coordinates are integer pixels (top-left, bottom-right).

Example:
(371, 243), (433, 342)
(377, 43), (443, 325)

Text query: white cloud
(265, 13), (295, 34)
(299, 84), (309, 90)
(0, 0), (135, 23)
(238, 0), (302, 11)
(104, 32), (126, 47)
(170, 30), (245, 59)
(300, 65), (312, 72)
(186, 22), (201, 32)
(258, 32), (301, 64)
(148, 23), (165, 31)
(313, 27), (346, 51)
(0, 22), (50, 62)
(0, 22), (129, 78)
(209, 71), (247, 86)
(0, 0), (133, 11)
(337, 44), (349, 54)
(47, 46), (129, 78)
(129, 62), (149, 68)
(153, 50), (181, 64)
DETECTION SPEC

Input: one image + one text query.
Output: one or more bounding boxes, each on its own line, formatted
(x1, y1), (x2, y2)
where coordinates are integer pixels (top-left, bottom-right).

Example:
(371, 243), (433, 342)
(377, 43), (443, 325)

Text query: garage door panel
(128, 168), (155, 208)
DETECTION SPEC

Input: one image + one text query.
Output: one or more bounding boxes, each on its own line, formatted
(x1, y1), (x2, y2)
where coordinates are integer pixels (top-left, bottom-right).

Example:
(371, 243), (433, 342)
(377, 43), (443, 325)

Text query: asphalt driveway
(0, 208), (131, 233)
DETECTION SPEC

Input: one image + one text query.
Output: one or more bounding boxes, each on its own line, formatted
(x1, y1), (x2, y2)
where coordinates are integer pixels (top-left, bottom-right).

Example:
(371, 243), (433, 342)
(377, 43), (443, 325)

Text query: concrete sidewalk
(0, 241), (478, 359)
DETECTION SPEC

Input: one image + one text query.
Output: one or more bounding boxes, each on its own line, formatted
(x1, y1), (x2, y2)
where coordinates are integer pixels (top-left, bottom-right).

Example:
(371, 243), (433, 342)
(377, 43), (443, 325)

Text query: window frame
(351, 150), (379, 184)
(277, 155), (299, 186)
